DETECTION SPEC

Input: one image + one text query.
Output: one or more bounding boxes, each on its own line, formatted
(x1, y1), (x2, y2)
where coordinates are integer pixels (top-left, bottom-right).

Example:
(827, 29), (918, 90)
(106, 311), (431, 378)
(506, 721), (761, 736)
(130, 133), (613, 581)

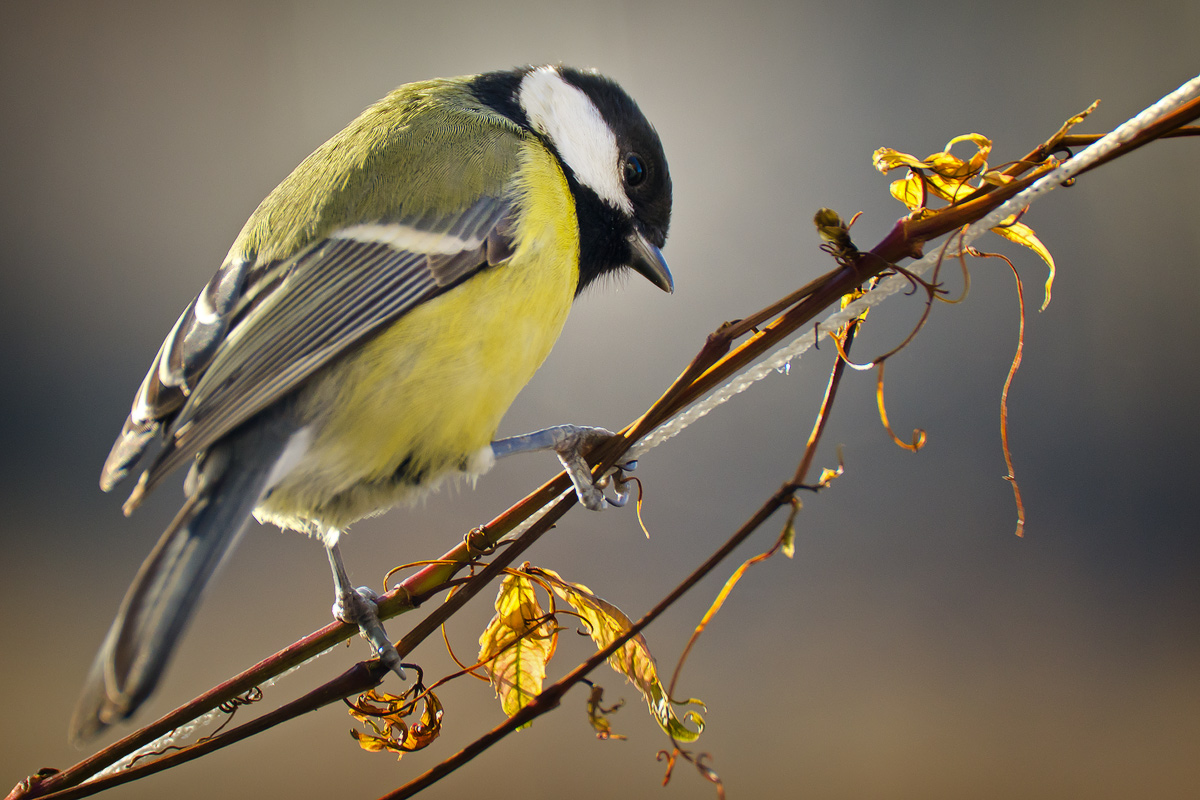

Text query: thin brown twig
(969, 248), (1028, 537)
(666, 319), (861, 707)
(1060, 124), (1200, 145)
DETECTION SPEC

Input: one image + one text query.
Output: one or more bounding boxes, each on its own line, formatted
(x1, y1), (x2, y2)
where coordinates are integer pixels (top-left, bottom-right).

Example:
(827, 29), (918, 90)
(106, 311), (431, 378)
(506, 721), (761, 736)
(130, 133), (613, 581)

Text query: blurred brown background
(2, 1), (1198, 798)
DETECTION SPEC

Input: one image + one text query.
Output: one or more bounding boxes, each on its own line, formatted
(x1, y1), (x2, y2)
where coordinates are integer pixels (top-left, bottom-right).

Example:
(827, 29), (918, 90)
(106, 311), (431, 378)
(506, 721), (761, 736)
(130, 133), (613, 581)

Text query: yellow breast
(256, 139), (579, 531)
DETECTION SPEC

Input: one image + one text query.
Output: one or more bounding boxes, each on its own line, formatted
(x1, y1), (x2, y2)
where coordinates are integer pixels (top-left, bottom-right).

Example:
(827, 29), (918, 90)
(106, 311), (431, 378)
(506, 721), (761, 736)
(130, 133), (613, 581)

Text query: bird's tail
(70, 429), (287, 744)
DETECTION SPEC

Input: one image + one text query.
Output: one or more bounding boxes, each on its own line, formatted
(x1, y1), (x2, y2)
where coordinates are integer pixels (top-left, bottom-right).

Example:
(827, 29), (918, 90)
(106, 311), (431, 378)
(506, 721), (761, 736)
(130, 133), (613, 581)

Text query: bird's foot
(549, 425), (612, 510)
(333, 585), (406, 678)
(492, 424), (634, 510)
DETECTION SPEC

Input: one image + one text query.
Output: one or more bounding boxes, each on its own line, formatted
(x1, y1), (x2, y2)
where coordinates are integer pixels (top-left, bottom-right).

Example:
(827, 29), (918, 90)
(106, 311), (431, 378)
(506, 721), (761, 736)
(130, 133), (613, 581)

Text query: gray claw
(549, 426), (614, 511)
(607, 482), (631, 507)
(333, 586), (406, 679)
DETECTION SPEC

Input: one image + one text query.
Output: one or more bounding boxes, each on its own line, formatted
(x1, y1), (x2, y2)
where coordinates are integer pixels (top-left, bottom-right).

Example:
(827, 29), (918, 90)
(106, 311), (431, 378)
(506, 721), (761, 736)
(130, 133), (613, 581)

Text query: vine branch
(12, 78), (1200, 800)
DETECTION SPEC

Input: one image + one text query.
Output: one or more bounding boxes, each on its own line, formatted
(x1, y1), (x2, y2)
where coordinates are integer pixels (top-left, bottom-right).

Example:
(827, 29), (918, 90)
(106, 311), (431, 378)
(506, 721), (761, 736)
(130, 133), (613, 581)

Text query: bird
(70, 64), (673, 743)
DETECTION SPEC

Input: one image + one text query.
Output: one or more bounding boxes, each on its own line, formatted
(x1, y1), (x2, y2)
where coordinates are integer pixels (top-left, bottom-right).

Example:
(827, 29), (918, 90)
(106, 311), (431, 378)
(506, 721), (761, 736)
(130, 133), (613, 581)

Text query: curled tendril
(885, 262), (944, 298)
(217, 686), (263, 715)
(463, 526), (497, 556)
(129, 686), (265, 767)
(658, 747), (726, 799)
(1047, 143), (1075, 162)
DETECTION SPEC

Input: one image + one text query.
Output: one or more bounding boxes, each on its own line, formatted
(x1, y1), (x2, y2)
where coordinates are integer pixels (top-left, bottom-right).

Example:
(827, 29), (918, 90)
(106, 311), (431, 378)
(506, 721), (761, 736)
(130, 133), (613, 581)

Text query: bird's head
(481, 65), (673, 294)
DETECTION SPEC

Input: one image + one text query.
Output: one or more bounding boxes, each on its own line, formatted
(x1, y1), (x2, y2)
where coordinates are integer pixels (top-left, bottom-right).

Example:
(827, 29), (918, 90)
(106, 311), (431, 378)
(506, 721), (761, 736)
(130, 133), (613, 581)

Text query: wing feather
(112, 193), (518, 509)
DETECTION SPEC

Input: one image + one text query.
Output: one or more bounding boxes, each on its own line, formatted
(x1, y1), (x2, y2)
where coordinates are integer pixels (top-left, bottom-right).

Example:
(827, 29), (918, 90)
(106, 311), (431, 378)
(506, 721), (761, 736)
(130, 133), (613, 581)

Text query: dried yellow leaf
(404, 692), (444, 751)
(925, 172), (975, 203)
(531, 568), (706, 742)
(780, 517), (796, 559)
(944, 133), (993, 173)
(872, 147), (932, 173)
(875, 130), (1056, 311)
(877, 133), (994, 208)
(889, 174), (925, 210)
(350, 729), (394, 753)
(925, 150), (971, 179)
(347, 688), (443, 760)
(478, 572), (556, 722)
(991, 218), (1056, 310)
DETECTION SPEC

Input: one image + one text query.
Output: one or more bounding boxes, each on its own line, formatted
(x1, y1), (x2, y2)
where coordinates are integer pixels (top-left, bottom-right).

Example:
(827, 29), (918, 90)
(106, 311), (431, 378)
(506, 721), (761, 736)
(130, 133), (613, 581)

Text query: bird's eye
(623, 153), (647, 187)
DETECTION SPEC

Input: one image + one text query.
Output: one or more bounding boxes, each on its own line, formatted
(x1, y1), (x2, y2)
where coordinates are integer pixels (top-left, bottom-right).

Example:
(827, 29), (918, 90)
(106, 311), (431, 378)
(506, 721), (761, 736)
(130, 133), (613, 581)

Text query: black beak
(627, 231), (673, 293)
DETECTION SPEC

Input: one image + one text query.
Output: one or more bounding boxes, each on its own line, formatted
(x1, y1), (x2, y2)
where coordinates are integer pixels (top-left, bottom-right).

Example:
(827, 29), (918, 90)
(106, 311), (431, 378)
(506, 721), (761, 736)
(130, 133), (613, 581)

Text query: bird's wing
(104, 194), (519, 509)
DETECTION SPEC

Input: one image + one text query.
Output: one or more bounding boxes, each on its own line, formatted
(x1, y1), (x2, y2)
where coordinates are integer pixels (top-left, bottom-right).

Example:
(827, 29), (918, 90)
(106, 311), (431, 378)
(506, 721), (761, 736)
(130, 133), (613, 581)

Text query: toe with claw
(333, 585), (407, 677)
(326, 541), (406, 678)
(492, 424), (625, 510)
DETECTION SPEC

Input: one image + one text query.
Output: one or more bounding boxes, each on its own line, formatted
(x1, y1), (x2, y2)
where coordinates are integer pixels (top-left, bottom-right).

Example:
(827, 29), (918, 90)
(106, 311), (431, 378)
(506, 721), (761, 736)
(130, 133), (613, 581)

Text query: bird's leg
(491, 425), (634, 510)
(326, 539), (405, 678)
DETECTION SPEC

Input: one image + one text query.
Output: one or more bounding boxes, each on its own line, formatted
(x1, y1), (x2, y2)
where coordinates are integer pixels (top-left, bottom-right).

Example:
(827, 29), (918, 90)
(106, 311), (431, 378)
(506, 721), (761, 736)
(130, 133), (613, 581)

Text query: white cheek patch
(518, 66), (631, 214)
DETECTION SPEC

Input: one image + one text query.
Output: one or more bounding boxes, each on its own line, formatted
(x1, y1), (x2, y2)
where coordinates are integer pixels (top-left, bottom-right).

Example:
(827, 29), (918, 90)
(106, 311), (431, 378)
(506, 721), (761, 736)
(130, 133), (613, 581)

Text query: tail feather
(71, 431), (286, 744)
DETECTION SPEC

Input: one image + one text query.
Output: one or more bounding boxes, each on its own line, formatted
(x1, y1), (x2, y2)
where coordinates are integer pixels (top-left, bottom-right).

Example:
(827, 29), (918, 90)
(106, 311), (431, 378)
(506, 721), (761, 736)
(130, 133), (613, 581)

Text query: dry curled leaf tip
(348, 687), (443, 760)
(586, 685), (628, 740)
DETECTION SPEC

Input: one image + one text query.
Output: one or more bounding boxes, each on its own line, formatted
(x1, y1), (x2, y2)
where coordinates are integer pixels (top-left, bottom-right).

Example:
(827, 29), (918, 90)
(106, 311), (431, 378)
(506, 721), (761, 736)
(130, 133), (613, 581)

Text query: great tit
(71, 64), (672, 743)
